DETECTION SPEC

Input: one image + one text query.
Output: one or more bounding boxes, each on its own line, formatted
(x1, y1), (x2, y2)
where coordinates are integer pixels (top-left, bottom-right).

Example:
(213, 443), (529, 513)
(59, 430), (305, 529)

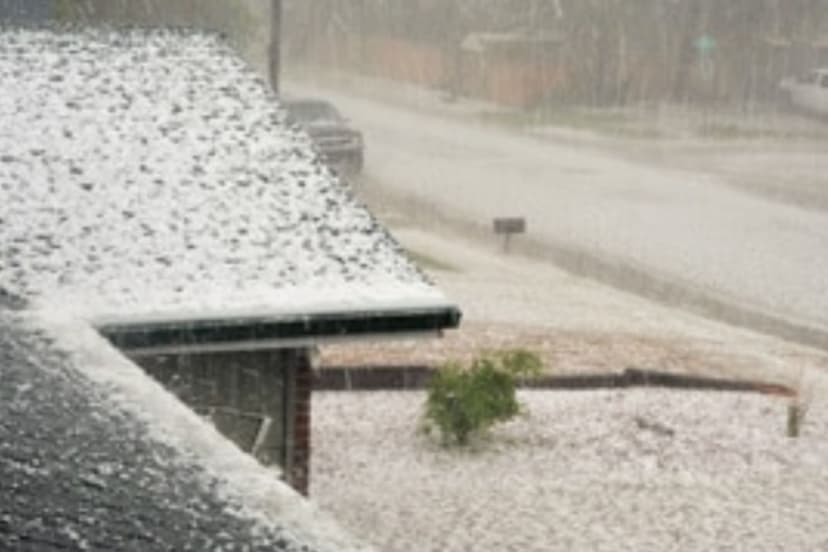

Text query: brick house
(0, 24), (459, 499)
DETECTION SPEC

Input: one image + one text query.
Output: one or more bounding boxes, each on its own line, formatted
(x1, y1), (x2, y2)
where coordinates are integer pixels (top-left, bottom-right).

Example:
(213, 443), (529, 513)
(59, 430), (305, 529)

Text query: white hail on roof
(0, 27), (449, 324)
(30, 314), (372, 552)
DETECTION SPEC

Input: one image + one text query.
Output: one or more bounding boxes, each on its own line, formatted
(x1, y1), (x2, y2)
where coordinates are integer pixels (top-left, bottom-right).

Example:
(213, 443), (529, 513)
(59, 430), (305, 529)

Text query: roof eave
(99, 306), (462, 353)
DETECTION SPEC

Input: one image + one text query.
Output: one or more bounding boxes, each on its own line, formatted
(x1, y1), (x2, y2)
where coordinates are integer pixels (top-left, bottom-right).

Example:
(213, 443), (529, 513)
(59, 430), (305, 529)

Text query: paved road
(288, 81), (828, 350)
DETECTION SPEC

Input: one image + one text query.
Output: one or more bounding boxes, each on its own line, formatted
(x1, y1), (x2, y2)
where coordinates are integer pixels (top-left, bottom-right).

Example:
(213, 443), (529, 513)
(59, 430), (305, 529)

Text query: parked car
(282, 98), (364, 174)
(779, 68), (828, 116)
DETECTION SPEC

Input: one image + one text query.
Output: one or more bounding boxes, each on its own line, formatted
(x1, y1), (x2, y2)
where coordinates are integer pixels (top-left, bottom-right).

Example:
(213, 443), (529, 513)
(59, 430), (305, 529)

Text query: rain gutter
(99, 306), (462, 355)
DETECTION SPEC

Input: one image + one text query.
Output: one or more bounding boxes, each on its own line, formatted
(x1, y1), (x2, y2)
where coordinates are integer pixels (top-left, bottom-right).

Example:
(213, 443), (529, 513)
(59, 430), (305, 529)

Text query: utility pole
(269, 0), (282, 93)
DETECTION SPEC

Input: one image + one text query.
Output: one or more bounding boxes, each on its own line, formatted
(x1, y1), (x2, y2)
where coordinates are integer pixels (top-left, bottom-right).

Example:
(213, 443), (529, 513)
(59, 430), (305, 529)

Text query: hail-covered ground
(0, 26), (447, 325)
(313, 228), (828, 551)
(312, 387), (828, 552)
(295, 67), (828, 548)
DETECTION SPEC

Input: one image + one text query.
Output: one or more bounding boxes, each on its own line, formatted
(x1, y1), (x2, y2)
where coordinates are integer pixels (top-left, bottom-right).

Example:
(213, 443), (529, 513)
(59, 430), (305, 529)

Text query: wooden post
(787, 402), (801, 438)
(269, 0), (282, 93)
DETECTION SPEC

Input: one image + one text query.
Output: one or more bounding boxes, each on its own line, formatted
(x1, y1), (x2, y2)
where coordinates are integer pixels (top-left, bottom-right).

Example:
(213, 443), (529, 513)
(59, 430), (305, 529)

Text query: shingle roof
(0, 314), (364, 551)
(0, 26), (454, 327)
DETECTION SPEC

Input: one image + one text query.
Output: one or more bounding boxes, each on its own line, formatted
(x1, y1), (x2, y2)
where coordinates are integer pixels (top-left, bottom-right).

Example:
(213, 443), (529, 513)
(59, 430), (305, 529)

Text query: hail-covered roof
(0, 313), (367, 552)
(0, 26), (451, 327)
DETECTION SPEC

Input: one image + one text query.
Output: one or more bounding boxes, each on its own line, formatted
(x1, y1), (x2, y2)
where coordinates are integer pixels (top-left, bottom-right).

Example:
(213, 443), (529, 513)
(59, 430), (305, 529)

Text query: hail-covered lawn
(312, 387), (828, 552)
(313, 228), (828, 551)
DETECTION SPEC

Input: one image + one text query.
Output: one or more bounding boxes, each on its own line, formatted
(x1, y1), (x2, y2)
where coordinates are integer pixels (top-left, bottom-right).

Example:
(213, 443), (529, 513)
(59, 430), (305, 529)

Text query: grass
(479, 103), (828, 142)
(406, 249), (458, 273)
(478, 107), (665, 139)
(698, 122), (828, 141)
(480, 107), (629, 130)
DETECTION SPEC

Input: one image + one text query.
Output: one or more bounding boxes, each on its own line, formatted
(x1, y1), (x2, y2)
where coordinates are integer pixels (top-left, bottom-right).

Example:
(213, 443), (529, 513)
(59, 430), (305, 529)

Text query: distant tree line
(286, 0), (828, 106)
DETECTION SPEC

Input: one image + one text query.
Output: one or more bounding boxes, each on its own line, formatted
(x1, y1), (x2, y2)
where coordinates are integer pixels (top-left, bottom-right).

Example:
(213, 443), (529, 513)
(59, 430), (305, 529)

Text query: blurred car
(779, 68), (828, 116)
(282, 98), (364, 174)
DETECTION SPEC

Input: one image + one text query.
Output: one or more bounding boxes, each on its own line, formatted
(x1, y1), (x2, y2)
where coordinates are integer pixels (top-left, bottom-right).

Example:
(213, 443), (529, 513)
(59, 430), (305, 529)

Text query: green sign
(694, 34), (717, 56)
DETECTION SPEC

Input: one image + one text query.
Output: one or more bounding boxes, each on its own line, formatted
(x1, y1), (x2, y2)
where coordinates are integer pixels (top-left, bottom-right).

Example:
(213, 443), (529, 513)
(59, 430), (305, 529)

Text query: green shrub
(422, 350), (542, 446)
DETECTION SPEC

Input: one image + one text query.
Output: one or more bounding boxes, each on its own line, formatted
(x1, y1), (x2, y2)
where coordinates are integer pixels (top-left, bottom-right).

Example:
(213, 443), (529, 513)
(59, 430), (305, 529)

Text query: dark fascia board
(99, 306), (462, 352)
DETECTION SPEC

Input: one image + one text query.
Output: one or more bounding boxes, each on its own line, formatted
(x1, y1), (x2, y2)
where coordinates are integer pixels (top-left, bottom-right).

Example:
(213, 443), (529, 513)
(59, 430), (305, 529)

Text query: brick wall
(304, 33), (567, 108)
(131, 346), (313, 495)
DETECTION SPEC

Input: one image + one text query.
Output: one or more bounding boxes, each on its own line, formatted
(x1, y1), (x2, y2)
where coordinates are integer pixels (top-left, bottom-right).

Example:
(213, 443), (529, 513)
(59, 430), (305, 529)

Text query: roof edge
(99, 306), (462, 352)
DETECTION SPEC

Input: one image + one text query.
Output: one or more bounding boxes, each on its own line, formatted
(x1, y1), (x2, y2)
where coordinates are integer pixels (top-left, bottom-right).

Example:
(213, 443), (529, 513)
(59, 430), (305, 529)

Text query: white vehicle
(780, 68), (828, 116)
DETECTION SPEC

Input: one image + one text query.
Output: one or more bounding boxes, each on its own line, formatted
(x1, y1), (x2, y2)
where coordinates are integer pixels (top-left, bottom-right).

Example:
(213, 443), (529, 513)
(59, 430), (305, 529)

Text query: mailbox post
(493, 217), (526, 253)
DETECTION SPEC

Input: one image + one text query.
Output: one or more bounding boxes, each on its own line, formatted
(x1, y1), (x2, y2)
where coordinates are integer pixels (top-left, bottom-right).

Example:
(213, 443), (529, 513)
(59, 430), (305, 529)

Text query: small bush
(422, 350), (542, 446)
